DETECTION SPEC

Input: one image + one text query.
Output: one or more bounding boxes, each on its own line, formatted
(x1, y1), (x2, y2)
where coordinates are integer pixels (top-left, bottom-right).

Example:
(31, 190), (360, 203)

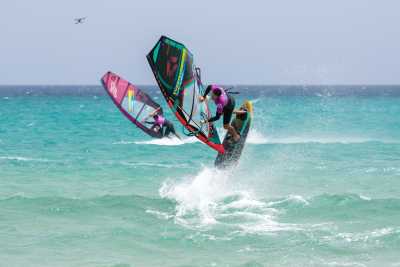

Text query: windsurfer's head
(208, 85), (222, 101)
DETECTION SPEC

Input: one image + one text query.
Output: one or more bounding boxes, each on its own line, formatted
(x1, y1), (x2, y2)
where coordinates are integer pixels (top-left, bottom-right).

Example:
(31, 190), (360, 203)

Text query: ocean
(0, 85), (399, 267)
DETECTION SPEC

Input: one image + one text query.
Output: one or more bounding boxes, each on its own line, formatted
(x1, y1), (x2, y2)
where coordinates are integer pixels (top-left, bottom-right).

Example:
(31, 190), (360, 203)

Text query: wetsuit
(203, 85), (235, 125)
(153, 115), (178, 138)
(162, 120), (177, 137)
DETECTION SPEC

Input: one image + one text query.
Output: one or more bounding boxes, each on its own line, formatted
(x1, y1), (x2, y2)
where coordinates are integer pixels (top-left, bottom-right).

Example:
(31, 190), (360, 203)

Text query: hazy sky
(0, 0), (399, 85)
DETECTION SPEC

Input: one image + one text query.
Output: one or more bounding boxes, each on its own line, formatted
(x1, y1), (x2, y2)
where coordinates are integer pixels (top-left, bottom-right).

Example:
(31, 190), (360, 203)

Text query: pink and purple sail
(101, 71), (163, 138)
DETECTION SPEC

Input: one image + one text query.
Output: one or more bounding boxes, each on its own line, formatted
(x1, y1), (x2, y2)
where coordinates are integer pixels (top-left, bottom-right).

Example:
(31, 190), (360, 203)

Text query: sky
(0, 0), (399, 85)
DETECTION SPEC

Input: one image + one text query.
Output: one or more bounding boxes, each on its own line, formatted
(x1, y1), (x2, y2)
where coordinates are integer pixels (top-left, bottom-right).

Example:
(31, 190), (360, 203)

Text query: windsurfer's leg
(166, 128), (172, 137)
(150, 124), (158, 132)
(163, 125), (170, 138)
(163, 121), (180, 139)
(223, 99), (240, 141)
(224, 123), (240, 142)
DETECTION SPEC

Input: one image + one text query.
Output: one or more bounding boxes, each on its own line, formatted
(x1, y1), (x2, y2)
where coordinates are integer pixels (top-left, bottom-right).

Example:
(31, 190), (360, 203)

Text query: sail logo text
(110, 81), (118, 98)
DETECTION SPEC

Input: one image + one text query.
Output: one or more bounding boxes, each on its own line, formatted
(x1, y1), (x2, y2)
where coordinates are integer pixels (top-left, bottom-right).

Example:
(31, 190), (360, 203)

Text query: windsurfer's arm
(205, 111), (222, 123)
(233, 110), (247, 115)
(142, 107), (162, 122)
(203, 85), (212, 98)
(199, 86), (212, 102)
(150, 107), (162, 116)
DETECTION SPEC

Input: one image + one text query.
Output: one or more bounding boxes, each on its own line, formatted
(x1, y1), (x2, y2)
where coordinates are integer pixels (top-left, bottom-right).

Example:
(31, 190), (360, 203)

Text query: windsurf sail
(101, 71), (163, 138)
(147, 36), (224, 153)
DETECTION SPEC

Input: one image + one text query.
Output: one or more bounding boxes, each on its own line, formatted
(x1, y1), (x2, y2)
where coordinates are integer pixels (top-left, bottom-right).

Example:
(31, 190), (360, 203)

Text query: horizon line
(1, 84), (400, 87)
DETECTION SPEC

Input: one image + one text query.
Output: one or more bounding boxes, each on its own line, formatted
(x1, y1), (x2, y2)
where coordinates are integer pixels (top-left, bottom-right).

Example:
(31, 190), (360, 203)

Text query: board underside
(215, 109), (252, 169)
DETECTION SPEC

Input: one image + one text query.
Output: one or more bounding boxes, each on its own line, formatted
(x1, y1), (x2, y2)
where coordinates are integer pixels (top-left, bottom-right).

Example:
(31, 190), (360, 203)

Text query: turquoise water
(1, 87), (400, 267)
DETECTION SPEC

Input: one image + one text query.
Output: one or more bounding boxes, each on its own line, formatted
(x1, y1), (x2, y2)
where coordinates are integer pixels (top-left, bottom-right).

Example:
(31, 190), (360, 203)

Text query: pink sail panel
(101, 71), (163, 139)
(101, 72), (130, 104)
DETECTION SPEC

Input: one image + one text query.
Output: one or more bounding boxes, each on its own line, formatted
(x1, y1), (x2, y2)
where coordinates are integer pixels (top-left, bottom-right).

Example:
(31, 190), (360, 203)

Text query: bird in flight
(74, 17), (87, 24)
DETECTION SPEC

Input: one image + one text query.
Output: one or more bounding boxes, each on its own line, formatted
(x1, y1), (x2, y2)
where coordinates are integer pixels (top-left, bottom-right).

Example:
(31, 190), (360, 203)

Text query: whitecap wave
(0, 156), (55, 162)
(323, 261), (367, 267)
(266, 137), (385, 144)
(246, 132), (399, 145)
(134, 136), (198, 146)
(119, 161), (189, 169)
(114, 130), (396, 147)
(145, 209), (174, 220)
(267, 194), (310, 207)
(112, 140), (136, 145)
(334, 227), (400, 243)
(159, 167), (299, 233)
(160, 167), (229, 225)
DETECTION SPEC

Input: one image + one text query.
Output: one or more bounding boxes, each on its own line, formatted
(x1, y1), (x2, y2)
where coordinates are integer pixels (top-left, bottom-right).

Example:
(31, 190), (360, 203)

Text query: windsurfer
(199, 85), (239, 141)
(144, 108), (181, 139)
